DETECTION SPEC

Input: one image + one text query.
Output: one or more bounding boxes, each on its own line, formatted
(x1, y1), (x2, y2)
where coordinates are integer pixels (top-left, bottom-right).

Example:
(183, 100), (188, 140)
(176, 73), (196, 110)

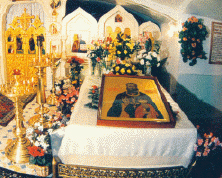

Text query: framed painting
(97, 74), (176, 128)
(209, 22), (222, 65)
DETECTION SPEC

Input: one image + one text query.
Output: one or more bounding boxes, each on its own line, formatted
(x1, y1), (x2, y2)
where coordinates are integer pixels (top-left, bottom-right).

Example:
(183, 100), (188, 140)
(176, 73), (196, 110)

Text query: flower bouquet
(136, 41), (167, 76)
(57, 85), (79, 116)
(112, 63), (137, 75)
(67, 56), (84, 87)
(179, 16), (208, 66)
(26, 122), (53, 176)
(87, 39), (110, 75)
(85, 85), (100, 109)
(189, 126), (222, 178)
(113, 32), (135, 62)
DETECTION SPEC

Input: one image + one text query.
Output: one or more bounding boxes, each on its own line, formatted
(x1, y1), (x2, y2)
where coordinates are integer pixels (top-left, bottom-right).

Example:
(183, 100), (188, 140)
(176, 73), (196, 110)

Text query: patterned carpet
(0, 93), (14, 127)
(0, 93), (55, 177)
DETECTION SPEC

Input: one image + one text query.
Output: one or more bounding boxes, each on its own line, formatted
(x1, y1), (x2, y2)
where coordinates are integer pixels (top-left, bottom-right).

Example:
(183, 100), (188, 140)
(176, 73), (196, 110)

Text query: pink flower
(197, 139), (203, 146)
(196, 152), (201, 157)
(204, 139), (209, 147)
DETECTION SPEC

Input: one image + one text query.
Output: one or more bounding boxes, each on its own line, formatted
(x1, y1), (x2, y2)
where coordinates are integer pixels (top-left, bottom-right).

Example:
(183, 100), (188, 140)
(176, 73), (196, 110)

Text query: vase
(34, 165), (49, 177)
(145, 65), (152, 76)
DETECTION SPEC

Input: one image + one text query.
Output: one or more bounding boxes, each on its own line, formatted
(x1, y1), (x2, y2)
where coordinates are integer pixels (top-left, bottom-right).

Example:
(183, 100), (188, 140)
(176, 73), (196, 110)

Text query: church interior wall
(0, 0), (221, 126)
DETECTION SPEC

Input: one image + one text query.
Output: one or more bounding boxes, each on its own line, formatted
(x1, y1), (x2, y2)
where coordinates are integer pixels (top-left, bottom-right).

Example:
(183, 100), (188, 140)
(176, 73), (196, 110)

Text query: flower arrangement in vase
(113, 32), (136, 62)
(67, 56), (84, 87)
(179, 16), (208, 66)
(136, 39), (167, 76)
(26, 121), (53, 176)
(87, 39), (110, 75)
(57, 83), (79, 117)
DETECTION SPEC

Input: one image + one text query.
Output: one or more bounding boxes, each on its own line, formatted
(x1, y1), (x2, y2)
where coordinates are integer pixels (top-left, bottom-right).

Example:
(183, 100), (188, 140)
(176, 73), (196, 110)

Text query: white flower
(140, 59), (144, 65)
(41, 142), (49, 152)
(34, 122), (41, 128)
(47, 129), (53, 135)
(137, 49), (146, 58)
(34, 141), (40, 147)
(146, 61), (151, 66)
(52, 121), (61, 126)
(146, 52), (152, 60)
(27, 135), (33, 143)
(26, 127), (34, 135)
(38, 125), (44, 132)
(150, 51), (158, 58)
(157, 63), (160, 67)
(37, 134), (46, 143)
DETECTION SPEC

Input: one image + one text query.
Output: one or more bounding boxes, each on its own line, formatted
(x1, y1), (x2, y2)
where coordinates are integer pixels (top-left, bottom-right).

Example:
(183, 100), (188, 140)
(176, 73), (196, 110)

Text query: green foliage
(178, 16), (208, 66)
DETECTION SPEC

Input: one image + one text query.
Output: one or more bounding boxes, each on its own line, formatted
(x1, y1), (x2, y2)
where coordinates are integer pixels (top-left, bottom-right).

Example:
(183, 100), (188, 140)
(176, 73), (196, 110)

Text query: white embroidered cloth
(51, 76), (197, 168)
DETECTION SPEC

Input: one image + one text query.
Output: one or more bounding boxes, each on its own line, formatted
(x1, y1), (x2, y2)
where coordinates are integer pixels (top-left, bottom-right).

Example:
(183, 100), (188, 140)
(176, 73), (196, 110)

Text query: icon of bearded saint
(107, 83), (163, 119)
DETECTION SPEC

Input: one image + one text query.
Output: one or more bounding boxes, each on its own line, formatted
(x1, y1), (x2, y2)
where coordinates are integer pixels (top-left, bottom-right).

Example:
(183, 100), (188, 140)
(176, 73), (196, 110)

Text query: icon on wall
(50, 23), (58, 35)
(50, 0), (61, 9)
(115, 14), (123, 22)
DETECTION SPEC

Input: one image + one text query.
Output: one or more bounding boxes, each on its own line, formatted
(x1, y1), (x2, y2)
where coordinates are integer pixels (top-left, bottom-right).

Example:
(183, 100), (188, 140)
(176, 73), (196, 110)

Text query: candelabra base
(28, 114), (52, 128)
(46, 93), (58, 106)
(5, 137), (31, 164)
(35, 106), (50, 114)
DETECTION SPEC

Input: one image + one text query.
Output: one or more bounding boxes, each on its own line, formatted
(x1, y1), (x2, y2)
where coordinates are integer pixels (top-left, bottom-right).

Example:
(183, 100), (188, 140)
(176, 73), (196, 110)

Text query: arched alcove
(61, 7), (97, 55)
(98, 5), (138, 39)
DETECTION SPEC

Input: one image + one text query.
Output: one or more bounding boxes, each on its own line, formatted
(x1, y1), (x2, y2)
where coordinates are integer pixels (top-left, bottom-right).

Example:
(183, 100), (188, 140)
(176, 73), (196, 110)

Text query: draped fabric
(6, 3), (46, 30)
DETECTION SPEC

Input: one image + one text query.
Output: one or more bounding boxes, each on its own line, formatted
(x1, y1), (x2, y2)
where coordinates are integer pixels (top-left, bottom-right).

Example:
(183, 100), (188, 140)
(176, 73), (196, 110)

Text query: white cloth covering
(52, 76), (197, 169)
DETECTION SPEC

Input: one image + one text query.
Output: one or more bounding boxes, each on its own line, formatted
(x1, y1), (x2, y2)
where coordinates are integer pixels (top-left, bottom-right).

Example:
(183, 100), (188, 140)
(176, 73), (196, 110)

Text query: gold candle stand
(46, 56), (60, 106)
(1, 75), (32, 164)
(28, 64), (50, 128)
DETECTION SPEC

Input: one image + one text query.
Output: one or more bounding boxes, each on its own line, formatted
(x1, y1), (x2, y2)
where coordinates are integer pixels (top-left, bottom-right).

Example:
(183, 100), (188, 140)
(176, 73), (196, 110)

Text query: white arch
(98, 5), (139, 40)
(61, 7), (97, 42)
(139, 21), (161, 40)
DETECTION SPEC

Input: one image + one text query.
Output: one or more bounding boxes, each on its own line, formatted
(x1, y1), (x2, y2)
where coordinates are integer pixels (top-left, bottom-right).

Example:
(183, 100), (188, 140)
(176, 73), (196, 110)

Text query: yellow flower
(116, 72), (119, 75)
(117, 51), (121, 54)
(124, 50), (128, 54)
(72, 80), (77, 84)
(132, 65), (135, 71)
(129, 44), (134, 50)
(126, 69), (131, 74)
(102, 44), (106, 48)
(115, 66), (120, 71)
(125, 63), (130, 67)
(120, 68), (125, 74)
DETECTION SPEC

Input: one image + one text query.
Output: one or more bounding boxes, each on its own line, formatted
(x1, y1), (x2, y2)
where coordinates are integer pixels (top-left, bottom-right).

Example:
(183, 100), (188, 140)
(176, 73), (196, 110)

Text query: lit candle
(33, 57), (36, 64)
(46, 57), (49, 64)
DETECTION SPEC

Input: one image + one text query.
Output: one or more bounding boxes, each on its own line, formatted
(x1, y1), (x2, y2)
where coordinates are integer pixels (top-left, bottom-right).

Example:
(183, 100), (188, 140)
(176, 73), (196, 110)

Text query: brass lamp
(0, 70), (33, 164)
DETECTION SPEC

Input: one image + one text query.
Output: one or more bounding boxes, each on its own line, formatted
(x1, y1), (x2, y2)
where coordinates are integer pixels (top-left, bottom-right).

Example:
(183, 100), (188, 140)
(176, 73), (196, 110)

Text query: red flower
(28, 146), (45, 157)
(67, 59), (72, 63)
(92, 85), (98, 89)
(116, 58), (121, 64)
(96, 57), (101, 62)
(191, 43), (196, 48)
(92, 90), (95, 94)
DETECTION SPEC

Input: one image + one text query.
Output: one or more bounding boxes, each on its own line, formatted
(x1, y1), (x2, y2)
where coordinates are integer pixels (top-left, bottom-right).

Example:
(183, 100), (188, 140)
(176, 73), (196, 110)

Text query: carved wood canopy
(5, 8), (46, 85)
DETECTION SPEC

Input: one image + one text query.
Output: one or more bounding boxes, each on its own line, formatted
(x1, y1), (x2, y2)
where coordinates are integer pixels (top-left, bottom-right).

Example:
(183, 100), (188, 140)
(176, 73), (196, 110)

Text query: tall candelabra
(0, 71), (35, 163)
(28, 64), (51, 128)
(46, 54), (61, 106)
